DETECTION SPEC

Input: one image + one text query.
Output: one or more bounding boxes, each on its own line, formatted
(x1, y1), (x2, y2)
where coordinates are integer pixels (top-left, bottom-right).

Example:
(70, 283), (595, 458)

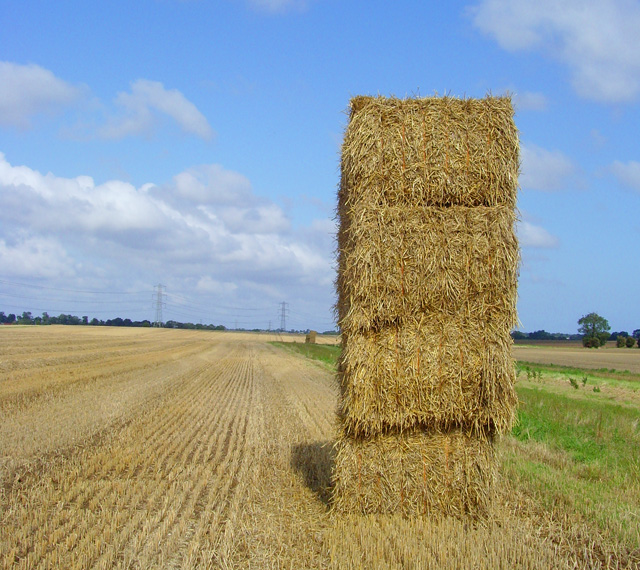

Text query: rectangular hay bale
(336, 204), (518, 331)
(332, 428), (496, 518)
(340, 96), (518, 210)
(337, 314), (517, 437)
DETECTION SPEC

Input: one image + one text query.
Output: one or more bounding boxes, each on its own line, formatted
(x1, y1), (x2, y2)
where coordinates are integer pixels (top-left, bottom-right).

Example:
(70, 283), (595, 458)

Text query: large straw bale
(332, 94), (519, 518)
(336, 204), (518, 331)
(337, 315), (517, 437)
(332, 428), (495, 517)
(340, 96), (518, 210)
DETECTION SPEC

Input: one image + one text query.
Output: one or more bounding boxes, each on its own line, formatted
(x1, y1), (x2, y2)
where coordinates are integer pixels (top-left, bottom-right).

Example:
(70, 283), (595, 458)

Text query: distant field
(513, 343), (640, 374)
(1, 327), (638, 569)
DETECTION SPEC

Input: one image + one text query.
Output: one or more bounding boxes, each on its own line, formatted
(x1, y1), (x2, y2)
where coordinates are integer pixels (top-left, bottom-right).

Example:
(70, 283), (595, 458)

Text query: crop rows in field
(2, 342), (259, 568)
(1, 328), (636, 569)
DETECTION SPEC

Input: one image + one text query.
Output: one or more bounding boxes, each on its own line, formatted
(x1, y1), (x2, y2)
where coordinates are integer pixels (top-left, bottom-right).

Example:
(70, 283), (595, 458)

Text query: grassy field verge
(276, 341), (640, 561)
(506, 385), (640, 551)
(269, 341), (341, 370)
(517, 360), (640, 384)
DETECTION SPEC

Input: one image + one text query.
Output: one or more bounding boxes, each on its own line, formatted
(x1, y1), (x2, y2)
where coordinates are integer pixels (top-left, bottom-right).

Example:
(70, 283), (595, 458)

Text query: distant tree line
(512, 319), (640, 349)
(164, 320), (226, 331)
(511, 330), (582, 341)
(0, 311), (225, 330)
(0, 311), (340, 334)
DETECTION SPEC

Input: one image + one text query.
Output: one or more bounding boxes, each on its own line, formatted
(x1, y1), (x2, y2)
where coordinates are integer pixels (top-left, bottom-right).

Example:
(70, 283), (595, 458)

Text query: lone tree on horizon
(578, 312), (610, 348)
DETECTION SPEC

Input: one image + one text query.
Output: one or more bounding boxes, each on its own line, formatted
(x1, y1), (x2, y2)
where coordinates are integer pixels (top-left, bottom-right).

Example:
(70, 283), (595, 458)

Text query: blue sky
(1, 0), (639, 333)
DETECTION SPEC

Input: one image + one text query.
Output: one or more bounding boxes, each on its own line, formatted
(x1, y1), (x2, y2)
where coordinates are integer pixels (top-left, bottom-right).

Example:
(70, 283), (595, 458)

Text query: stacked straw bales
(333, 95), (519, 517)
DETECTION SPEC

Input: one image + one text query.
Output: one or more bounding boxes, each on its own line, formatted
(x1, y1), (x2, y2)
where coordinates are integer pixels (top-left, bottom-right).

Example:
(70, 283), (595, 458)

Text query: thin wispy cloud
(520, 143), (576, 191)
(611, 160), (640, 193)
(518, 220), (559, 249)
(246, 0), (309, 13)
(99, 80), (213, 140)
(0, 62), (84, 128)
(513, 91), (548, 112)
(470, 0), (640, 103)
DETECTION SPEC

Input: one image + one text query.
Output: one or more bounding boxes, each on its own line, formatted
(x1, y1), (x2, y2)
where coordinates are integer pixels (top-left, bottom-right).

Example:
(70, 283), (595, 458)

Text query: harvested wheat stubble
(332, 428), (496, 518)
(337, 315), (517, 437)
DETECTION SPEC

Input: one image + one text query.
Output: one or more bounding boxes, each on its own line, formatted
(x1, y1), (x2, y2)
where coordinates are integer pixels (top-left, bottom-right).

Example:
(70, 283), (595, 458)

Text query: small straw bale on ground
(340, 95), (519, 210)
(332, 428), (496, 518)
(337, 315), (517, 438)
(336, 204), (518, 331)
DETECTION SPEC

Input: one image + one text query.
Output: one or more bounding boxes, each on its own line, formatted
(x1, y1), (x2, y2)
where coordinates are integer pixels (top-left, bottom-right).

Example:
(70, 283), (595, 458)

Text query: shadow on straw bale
(291, 441), (335, 508)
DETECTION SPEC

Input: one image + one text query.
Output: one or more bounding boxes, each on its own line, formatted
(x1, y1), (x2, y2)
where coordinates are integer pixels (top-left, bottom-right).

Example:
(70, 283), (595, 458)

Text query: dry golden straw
(333, 94), (520, 515)
(332, 428), (496, 517)
(340, 95), (518, 210)
(337, 315), (517, 438)
(336, 204), (518, 333)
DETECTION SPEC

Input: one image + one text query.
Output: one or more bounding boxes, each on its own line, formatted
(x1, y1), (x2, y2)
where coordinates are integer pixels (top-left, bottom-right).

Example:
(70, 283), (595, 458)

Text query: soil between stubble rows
(0, 328), (610, 569)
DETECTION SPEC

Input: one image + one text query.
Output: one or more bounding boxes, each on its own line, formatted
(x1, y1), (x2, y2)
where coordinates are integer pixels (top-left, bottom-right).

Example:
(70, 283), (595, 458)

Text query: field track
(0, 327), (634, 569)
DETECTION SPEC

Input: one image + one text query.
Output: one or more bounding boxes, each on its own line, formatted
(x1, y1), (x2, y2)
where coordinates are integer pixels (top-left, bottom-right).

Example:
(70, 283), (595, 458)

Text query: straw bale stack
(333, 95), (519, 516)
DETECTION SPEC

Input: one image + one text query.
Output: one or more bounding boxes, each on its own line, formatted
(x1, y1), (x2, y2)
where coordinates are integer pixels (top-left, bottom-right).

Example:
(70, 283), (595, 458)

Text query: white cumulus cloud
(520, 143), (576, 191)
(99, 79), (213, 140)
(470, 0), (640, 103)
(0, 154), (334, 310)
(0, 153), (167, 240)
(0, 235), (78, 279)
(0, 61), (84, 128)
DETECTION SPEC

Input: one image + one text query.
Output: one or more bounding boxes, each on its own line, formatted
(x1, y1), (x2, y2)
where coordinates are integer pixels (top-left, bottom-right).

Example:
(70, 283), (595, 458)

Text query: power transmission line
(152, 284), (166, 327)
(279, 301), (289, 331)
(0, 278), (148, 295)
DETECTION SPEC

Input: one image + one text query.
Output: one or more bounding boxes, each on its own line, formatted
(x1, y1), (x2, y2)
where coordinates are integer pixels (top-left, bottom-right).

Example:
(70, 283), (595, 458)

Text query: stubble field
(513, 343), (640, 374)
(1, 326), (638, 569)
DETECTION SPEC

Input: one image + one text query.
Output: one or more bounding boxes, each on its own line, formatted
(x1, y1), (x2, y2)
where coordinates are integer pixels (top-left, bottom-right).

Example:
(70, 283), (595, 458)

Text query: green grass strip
(269, 341), (341, 368)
